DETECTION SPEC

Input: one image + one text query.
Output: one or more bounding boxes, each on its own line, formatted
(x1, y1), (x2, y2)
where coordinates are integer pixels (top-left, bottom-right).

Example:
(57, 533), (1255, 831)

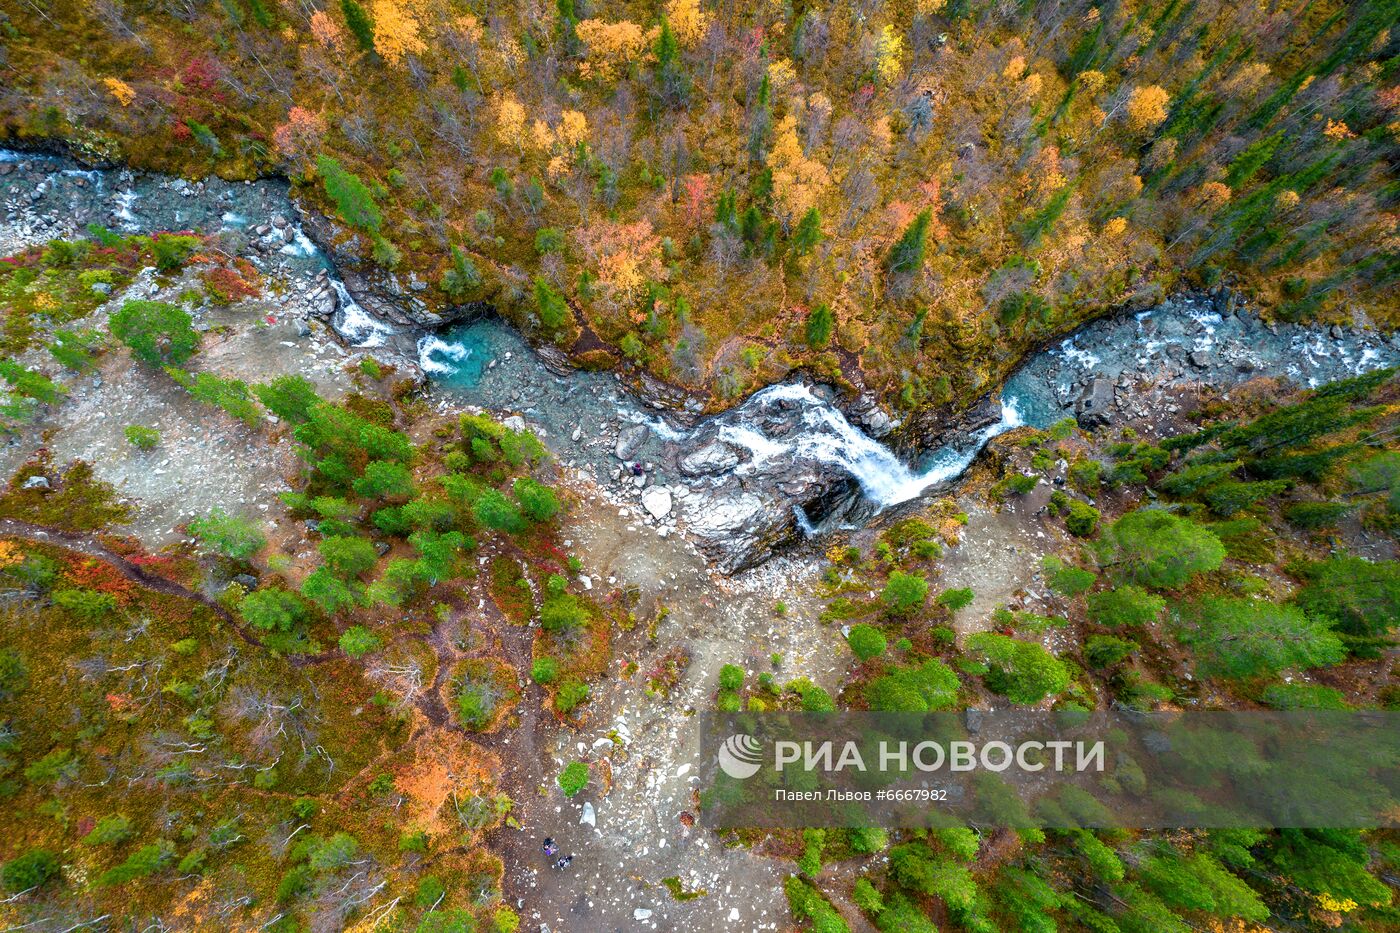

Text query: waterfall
(713, 382), (1025, 511)
(329, 279), (392, 348)
(113, 187), (141, 229)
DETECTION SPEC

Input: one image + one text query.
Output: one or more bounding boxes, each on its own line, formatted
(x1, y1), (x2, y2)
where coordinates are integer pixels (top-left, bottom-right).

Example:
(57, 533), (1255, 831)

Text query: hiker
(555, 855), (573, 870)
(543, 838), (557, 857)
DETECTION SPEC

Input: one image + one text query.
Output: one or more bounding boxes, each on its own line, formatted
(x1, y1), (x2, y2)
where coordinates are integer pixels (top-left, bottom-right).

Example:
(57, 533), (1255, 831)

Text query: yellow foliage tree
(1126, 85), (1170, 132)
(496, 94), (526, 149)
(372, 0), (426, 65)
(1199, 181), (1232, 210)
(665, 0), (711, 46)
(556, 110), (589, 150)
(531, 110), (590, 161)
(768, 115), (830, 224)
(575, 18), (649, 82)
(871, 24), (904, 86)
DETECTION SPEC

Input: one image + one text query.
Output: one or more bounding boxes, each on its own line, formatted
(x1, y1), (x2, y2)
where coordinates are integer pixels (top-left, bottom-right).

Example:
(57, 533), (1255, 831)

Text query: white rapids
(715, 382), (1023, 509)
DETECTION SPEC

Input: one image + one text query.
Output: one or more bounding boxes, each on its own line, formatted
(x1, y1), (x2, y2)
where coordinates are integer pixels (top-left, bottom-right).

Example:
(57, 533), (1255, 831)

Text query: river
(6, 146), (1398, 558)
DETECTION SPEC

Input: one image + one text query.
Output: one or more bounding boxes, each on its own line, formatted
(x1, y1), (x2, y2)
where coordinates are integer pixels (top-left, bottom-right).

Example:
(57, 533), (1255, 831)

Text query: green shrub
(865, 659), (960, 712)
(1293, 556), (1400, 646)
(1065, 500), (1100, 536)
(1157, 460), (1242, 496)
(82, 814), (134, 846)
(965, 633), (1070, 705)
(1043, 556), (1096, 596)
(188, 508), (266, 560)
(2, 849), (59, 892)
(541, 593), (588, 632)
(1084, 634), (1138, 669)
(534, 227), (565, 254)
(0, 360), (67, 405)
(555, 678), (590, 713)
(300, 566), (360, 614)
(124, 424), (160, 449)
(319, 535), (378, 578)
(789, 678), (836, 712)
(1177, 597), (1346, 679)
(531, 657), (559, 685)
(1204, 479), (1289, 517)
(534, 277), (573, 331)
(415, 875), (446, 908)
(24, 748), (77, 783)
(996, 473), (1038, 498)
(475, 488), (527, 533)
(1068, 458), (1102, 493)
(785, 874), (851, 932)
(558, 761), (589, 797)
(254, 374), (320, 423)
(338, 625), (381, 658)
(316, 155), (381, 232)
(1260, 682), (1349, 710)
(1101, 510), (1225, 589)
(151, 234), (200, 271)
(1284, 501), (1353, 529)
(308, 832), (359, 871)
(165, 367), (261, 428)
(718, 663), (745, 691)
(513, 477), (560, 521)
(238, 588), (310, 633)
(847, 624), (887, 661)
(881, 571), (929, 615)
(1086, 585), (1165, 627)
(353, 460), (414, 499)
(110, 300), (199, 366)
(99, 840), (175, 886)
(52, 588), (118, 623)
(805, 303), (834, 349)
(853, 877), (884, 915)
(936, 587), (974, 611)
(0, 648), (28, 699)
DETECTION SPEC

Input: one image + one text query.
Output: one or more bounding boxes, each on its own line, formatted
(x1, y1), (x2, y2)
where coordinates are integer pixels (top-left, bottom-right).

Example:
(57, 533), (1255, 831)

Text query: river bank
(6, 147), (1399, 572)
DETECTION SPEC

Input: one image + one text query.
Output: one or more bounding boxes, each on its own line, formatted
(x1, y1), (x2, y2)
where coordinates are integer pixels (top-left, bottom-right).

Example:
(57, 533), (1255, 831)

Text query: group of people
(542, 838), (572, 870)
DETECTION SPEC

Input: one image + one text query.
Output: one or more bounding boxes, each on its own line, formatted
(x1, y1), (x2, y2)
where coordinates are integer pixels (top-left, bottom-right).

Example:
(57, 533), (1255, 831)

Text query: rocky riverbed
(7, 146), (1400, 573)
(1002, 290), (1400, 430)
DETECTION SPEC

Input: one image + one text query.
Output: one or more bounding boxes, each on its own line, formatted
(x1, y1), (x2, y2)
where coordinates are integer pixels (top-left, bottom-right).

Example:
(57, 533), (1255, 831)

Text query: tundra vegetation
(1, 0), (1400, 929)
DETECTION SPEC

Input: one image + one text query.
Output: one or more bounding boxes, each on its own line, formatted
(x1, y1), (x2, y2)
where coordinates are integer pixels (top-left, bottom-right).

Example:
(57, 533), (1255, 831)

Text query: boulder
(641, 487), (673, 521)
(615, 423), (650, 460)
(678, 440), (740, 476)
(1075, 378), (1115, 428)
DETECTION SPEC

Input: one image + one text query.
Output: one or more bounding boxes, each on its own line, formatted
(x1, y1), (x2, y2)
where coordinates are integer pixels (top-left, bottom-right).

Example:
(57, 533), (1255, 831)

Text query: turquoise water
(421, 324), (494, 389)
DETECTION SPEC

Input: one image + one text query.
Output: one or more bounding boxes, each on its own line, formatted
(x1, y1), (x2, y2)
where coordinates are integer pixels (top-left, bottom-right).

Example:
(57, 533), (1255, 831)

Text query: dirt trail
(496, 487), (847, 932)
(937, 485), (1060, 640)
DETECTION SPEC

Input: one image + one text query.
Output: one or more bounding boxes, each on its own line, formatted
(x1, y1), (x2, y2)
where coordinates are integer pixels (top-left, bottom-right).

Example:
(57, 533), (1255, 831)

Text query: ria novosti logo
(717, 733), (764, 779)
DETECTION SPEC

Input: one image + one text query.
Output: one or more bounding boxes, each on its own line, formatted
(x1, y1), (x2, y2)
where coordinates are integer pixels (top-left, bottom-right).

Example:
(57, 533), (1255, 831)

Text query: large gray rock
(1075, 378), (1115, 428)
(640, 486), (673, 520)
(615, 423), (650, 460)
(678, 440), (741, 476)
